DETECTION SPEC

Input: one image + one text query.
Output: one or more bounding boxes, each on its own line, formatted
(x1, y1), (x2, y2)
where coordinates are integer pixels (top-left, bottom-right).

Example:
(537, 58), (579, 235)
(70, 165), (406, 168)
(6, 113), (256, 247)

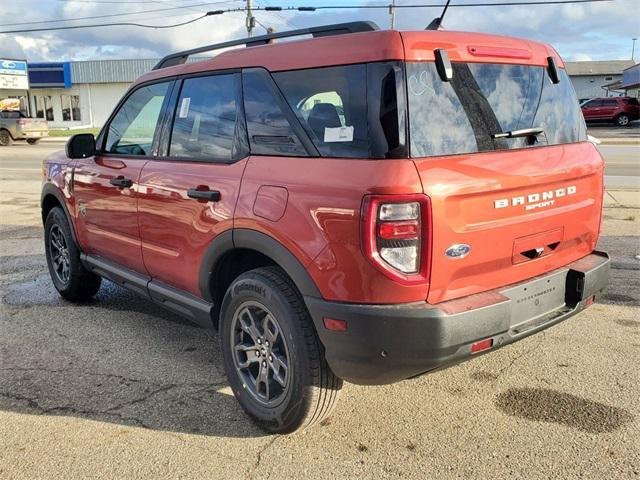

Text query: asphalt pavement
(0, 143), (639, 479)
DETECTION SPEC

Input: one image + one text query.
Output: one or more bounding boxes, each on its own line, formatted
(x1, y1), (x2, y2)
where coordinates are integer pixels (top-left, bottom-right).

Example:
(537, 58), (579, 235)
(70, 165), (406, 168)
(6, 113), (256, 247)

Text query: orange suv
(41, 22), (610, 432)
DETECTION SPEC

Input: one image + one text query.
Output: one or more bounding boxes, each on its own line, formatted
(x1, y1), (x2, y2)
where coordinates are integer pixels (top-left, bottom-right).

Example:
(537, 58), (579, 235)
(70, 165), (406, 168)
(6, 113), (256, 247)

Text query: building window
(605, 76), (613, 81)
(34, 95), (54, 121)
(61, 95), (81, 121)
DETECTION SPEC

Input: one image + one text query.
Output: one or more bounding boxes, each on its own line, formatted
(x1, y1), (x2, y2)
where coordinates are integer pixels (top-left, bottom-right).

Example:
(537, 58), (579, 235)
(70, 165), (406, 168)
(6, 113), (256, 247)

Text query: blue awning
(28, 62), (71, 88)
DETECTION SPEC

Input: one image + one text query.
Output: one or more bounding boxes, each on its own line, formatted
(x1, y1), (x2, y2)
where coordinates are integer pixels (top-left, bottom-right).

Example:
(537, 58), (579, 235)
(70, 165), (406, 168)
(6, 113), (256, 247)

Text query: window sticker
(179, 97), (191, 118)
(324, 125), (354, 143)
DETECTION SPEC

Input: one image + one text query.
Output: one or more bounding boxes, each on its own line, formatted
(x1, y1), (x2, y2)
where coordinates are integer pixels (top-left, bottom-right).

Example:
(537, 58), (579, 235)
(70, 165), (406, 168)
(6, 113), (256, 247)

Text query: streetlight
(633, 38), (637, 62)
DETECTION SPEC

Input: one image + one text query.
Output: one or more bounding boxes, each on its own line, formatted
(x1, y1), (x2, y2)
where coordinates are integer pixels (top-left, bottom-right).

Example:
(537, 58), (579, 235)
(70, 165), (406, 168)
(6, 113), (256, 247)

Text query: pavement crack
(605, 190), (621, 206)
(496, 331), (546, 379)
(248, 435), (280, 479)
(105, 384), (179, 413)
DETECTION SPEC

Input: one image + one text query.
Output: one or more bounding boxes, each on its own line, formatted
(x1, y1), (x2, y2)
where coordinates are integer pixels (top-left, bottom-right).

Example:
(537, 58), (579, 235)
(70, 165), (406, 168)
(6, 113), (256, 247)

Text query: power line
(255, 0), (612, 10)
(0, 12), (214, 34)
(0, 0), (614, 34)
(0, 1), (237, 27)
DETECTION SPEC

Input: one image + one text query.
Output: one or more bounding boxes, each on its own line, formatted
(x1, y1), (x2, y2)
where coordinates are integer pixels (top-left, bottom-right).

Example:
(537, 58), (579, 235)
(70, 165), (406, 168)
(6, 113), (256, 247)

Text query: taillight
(361, 194), (431, 285)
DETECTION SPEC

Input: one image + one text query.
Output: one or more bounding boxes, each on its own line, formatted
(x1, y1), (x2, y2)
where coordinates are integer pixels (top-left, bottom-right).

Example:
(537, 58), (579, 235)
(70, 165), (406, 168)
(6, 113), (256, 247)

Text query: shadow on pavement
(1, 228), (268, 438)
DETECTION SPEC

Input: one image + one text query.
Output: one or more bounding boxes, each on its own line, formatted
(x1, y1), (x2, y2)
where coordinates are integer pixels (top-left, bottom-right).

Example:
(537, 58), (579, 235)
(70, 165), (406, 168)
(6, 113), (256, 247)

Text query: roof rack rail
(153, 21), (380, 70)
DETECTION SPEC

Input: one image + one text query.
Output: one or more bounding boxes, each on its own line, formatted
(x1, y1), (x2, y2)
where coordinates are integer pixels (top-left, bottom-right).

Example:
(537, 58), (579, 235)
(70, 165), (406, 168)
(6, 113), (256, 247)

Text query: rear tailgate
(18, 118), (49, 135)
(401, 31), (600, 304)
(415, 142), (603, 304)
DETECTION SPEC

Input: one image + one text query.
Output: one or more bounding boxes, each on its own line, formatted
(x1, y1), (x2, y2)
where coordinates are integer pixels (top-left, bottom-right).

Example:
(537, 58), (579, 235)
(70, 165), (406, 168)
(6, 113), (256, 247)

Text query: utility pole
(246, 0), (255, 37)
(632, 38), (637, 62)
(389, 0), (396, 30)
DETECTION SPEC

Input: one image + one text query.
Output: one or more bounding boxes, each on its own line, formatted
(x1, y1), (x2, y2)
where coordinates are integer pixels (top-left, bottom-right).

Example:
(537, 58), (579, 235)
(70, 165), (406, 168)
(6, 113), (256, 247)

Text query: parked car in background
(0, 110), (49, 146)
(580, 97), (640, 127)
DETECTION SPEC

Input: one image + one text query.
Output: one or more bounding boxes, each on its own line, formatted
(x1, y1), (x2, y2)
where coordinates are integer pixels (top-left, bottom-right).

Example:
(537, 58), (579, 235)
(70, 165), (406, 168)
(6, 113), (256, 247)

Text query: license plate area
(502, 269), (567, 331)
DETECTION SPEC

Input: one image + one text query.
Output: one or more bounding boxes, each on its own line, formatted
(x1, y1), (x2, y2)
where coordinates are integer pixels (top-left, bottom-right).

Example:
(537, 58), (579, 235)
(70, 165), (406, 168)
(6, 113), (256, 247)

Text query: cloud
(0, 0), (638, 62)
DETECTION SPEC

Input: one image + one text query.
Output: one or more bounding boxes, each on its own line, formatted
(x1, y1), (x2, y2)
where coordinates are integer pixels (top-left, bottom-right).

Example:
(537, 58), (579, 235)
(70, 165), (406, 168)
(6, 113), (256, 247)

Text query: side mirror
(66, 133), (96, 159)
(434, 49), (453, 82)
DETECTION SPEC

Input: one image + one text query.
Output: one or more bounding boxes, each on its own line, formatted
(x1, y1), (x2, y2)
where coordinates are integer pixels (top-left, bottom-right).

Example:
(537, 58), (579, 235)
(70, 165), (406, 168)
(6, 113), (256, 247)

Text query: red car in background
(580, 97), (640, 126)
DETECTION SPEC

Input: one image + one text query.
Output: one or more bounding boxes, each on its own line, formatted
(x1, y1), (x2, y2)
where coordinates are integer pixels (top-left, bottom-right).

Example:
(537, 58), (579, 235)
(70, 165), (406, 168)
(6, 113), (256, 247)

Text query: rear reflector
(378, 220), (419, 240)
(471, 338), (493, 354)
(585, 295), (595, 306)
(323, 318), (348, 332)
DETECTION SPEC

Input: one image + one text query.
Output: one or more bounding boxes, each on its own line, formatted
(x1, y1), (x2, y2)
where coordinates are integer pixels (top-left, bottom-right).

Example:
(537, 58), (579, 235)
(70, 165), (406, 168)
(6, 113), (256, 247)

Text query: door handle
(187, 188), (221, 202)
(110, 177), (132, 188)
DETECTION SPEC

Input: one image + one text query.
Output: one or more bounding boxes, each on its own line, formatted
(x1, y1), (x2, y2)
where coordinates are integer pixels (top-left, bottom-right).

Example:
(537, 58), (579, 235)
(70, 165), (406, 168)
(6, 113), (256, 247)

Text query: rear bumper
(17, 131), (48, 139)
(306, 251), (610, 385)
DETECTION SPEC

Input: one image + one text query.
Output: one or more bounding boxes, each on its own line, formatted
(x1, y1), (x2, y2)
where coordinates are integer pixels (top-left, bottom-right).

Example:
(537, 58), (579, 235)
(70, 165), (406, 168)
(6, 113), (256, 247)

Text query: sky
(0, 0), (638, 63)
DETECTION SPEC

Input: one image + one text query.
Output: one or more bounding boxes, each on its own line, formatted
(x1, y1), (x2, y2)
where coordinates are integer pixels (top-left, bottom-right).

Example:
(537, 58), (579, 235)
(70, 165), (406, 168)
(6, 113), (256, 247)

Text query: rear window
(407, 62), (587, 158)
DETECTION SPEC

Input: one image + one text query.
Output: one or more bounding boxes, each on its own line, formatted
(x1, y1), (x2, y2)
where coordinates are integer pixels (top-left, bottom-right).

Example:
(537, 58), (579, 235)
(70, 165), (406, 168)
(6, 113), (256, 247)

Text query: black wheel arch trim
(41, 183), (79, 247)
(198, 228), (322, 302)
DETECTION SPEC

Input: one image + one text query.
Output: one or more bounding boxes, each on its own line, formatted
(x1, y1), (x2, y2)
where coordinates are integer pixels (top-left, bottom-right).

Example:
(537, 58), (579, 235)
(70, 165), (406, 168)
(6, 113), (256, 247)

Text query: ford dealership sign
(0, 59), (29, 90)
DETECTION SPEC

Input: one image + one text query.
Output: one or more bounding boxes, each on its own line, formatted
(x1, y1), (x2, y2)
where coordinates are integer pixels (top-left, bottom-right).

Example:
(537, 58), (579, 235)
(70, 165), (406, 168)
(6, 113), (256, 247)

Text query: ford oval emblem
(445, 244), (471, 259)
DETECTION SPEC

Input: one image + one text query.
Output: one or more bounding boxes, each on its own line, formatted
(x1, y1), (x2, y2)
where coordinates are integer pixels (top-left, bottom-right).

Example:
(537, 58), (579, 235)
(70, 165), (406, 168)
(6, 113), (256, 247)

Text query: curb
(598, 139), (640, 145)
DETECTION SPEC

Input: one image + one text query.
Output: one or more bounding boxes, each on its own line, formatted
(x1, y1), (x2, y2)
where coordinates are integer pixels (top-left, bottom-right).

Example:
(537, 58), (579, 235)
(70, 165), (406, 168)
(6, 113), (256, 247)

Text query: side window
(602, 99), (618, 106)
(274, 64), (369, 158)
(169, 74), (242, 162)
(242, 69), (308, 157)
(105, 82), (170, 156)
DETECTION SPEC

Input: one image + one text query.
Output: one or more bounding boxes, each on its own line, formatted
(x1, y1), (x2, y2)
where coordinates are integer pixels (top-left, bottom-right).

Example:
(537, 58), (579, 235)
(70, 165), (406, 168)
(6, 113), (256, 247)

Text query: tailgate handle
(520, 242), (560, 260)
(522, 247), (544, 260)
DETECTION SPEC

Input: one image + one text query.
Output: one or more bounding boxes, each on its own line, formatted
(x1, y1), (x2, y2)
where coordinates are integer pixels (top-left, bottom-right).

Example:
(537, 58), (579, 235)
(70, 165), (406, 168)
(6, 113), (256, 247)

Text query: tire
(27, 138), (41, 145)
(615, 113), (630, 127)
(0, 129), (12, 146)
(220, 266), (342, 433)
(44, 206), (101, 301)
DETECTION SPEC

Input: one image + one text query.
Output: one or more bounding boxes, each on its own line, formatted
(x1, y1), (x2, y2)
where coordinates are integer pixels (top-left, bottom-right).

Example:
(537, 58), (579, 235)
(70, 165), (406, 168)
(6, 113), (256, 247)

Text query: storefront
(22, 59), (155, 129)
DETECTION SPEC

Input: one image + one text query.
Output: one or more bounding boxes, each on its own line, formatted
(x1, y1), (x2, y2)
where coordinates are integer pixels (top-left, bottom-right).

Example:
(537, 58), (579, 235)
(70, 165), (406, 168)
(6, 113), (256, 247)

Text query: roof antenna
(426, 0), (452, 31)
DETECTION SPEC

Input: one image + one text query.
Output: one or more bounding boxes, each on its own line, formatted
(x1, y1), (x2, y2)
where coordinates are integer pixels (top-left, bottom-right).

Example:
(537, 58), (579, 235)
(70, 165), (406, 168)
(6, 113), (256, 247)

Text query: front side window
(105, 82), (170, 156)
(169, 74), (242, 162)
(407, 62), (587, 157)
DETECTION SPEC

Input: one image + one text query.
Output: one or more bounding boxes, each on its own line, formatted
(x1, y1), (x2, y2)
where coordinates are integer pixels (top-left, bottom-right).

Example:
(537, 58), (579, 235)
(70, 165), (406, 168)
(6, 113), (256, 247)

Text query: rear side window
(601, 99), (618, 106)
(105, 82), (170, 156)
(274, 64), (369, 158)
(272, 63), (406, 159)
(407, 62), (587, 157)
(626, 98), (639, 105)
(169, 74), (243, 162)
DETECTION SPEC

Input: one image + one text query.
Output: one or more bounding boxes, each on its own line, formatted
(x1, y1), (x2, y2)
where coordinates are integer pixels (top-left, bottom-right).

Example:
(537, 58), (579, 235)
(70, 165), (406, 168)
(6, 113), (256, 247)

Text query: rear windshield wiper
(492, 127), (545, 140)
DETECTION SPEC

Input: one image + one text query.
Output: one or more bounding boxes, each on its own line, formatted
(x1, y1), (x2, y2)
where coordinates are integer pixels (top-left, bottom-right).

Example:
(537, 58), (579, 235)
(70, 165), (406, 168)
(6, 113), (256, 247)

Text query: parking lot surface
(1, 143), (639, 479)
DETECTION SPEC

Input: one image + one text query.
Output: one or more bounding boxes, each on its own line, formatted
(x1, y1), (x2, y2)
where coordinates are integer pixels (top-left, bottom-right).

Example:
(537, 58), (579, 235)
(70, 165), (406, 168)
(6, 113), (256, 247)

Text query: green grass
(48, 128), (101, 137)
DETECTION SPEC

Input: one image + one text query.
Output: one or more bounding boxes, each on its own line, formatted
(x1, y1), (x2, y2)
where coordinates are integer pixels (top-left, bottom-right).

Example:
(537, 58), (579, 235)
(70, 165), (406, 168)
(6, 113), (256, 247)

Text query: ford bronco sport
(41, 22), (610, 433)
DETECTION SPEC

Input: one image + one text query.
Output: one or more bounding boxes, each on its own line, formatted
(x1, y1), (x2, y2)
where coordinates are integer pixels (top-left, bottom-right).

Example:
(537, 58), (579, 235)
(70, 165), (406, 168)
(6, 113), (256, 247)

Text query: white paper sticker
(324, 125), (354, 143)
(179, 97), (191, 118)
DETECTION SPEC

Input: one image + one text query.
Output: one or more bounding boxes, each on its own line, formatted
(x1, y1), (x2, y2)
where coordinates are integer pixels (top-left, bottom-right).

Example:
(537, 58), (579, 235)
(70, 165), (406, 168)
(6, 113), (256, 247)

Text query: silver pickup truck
(0, 111), (49, 146)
